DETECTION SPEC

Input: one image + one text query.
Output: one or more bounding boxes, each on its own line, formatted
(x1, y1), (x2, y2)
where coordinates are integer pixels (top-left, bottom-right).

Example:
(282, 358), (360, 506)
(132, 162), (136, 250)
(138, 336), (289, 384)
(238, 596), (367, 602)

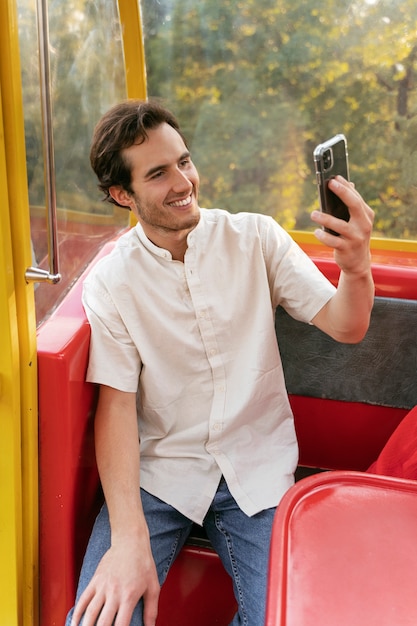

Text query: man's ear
(109, 185), (134, 209)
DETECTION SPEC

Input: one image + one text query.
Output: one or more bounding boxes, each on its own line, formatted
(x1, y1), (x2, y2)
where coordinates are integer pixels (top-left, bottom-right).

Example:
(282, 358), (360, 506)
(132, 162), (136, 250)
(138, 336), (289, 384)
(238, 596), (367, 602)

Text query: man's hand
(71, 536), (160, 626)
(311, 176), (375, 343)
(71, 386), (160, 626)
(311, 175), (374, 276)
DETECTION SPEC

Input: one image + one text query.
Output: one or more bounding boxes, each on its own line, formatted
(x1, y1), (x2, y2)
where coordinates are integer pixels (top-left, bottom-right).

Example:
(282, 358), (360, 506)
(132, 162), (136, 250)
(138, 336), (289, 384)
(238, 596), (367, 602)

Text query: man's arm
(71, 385), (160, 626)
(311, 176), (375, 343)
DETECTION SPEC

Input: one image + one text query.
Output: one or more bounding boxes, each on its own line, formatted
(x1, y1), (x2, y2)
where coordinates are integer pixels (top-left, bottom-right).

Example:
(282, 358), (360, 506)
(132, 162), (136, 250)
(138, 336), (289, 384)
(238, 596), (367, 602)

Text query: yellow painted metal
(0, 80), (24, 626)
(0, 1), (38, 625)
(291, 230), (417, 255)
(118, 0), (147, 227)
(118, 0), (148, 100)
(368, 236), (417, 254)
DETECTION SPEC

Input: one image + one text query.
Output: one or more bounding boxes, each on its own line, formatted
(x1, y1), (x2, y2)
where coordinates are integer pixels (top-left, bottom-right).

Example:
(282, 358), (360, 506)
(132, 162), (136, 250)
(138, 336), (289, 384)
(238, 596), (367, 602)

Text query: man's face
(121, 123), (200, 238)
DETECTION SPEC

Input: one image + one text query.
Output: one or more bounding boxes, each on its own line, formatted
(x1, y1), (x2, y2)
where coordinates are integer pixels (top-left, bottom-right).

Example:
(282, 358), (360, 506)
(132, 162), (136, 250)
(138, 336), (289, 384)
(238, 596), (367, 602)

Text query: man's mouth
(168, 194), (192, 208)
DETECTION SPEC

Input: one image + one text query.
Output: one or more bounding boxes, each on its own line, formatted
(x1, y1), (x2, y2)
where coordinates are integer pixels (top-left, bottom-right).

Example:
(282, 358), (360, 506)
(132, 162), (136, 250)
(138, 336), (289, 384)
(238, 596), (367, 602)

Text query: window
(141, 0), (417, 240)
(18, 0), (130, 324)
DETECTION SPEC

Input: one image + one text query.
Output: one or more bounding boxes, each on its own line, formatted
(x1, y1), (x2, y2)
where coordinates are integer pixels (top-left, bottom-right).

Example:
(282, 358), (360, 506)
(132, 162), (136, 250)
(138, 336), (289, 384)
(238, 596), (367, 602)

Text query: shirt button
(209, 349), (217, 356)
(212, 422), (222, 431)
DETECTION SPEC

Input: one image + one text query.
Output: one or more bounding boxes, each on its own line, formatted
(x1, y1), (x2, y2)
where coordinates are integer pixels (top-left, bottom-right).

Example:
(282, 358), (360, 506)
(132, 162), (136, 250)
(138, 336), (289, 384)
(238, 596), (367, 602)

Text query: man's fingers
(72, 589), (106, 626)
(142, 582), (160, 626)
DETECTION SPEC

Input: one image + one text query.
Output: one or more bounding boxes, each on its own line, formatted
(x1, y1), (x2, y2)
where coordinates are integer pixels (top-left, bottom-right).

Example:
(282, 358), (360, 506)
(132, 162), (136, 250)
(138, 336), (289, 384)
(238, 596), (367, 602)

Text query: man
(67, 99), (374, 626)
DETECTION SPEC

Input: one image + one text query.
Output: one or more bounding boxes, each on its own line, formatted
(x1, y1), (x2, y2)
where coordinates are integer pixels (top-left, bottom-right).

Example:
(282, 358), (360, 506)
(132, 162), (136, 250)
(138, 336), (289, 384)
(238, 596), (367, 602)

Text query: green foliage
(18, 0), (127, 216)
(142, 0), (417, 238)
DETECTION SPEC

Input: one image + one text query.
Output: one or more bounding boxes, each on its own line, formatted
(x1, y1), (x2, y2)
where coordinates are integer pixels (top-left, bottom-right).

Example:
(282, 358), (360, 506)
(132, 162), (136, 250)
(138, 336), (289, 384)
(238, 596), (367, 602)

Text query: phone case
(313, 134), (350, 235)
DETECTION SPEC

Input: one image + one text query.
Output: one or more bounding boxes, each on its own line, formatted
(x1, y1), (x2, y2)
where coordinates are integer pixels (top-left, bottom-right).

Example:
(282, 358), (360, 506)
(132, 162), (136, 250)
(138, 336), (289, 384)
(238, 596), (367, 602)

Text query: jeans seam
(161, 528), (184, 583)
(214, 512), (248, 626)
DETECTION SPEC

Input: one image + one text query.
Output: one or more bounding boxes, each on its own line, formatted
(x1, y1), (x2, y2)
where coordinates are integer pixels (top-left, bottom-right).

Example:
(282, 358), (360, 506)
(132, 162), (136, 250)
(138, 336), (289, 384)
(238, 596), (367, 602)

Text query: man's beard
(133, 194), (200, 233)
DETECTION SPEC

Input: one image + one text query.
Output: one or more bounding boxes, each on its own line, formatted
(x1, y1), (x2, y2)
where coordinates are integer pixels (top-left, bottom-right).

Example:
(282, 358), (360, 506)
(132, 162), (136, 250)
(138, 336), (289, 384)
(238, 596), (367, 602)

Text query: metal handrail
(25, 0), (61, 284)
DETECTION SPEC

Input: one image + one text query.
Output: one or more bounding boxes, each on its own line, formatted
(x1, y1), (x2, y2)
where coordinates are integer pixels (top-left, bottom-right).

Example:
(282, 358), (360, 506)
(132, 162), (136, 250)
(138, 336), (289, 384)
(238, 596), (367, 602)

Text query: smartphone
(313, 134), (350, 235)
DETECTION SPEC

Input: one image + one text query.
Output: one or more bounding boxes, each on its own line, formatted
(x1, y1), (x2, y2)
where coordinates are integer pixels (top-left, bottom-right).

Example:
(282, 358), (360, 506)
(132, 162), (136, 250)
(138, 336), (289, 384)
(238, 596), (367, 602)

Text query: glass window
(18, 0), (130, 325)
(140, 0), (417, 240)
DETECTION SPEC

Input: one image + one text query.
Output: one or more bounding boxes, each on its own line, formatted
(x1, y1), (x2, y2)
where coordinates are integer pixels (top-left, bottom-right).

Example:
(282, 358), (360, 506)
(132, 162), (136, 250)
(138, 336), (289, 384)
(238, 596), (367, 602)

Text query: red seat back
(266, 471), (417, 626)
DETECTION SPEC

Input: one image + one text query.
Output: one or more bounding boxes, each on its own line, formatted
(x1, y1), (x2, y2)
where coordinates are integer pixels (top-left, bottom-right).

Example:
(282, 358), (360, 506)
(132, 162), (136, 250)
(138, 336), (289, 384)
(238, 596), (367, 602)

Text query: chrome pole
(25, 0), (61, 284)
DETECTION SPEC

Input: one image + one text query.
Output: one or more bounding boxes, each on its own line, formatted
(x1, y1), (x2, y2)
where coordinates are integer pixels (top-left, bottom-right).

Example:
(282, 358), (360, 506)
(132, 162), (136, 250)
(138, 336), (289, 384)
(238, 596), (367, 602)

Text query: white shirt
(83, 208), (335, 524)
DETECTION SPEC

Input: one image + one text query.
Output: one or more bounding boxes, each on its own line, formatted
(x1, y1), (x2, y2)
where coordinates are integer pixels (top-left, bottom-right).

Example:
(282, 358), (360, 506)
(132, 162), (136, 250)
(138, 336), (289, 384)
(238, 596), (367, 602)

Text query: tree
(142, 0), (417, 237)
(19, 0), (127, 215)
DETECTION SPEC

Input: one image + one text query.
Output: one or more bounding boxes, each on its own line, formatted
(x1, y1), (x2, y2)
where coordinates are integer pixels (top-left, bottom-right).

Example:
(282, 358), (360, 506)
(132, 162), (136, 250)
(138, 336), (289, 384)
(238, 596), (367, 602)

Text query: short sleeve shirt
(82, 208), (336, 524)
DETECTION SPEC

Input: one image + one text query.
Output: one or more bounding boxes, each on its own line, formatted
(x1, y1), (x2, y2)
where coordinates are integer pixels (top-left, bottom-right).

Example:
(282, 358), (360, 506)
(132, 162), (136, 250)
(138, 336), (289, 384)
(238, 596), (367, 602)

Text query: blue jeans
(66, 477), (276, 625)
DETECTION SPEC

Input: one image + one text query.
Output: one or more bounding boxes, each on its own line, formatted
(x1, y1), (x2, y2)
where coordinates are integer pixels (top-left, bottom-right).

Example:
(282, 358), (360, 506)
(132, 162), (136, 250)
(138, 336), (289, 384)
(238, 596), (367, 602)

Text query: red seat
(266, 471), (417, 626)
(157, 546), (236, 625)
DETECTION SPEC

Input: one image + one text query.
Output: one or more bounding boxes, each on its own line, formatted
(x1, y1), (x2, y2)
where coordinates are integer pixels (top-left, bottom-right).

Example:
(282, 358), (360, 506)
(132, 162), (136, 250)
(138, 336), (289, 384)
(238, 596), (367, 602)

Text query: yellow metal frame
(118, 0), (147, 228)
(291, 230), (417, 255)
(0, 79), (25, 626)
(0, 1), (38, 625)
(118, 0), (147, 99)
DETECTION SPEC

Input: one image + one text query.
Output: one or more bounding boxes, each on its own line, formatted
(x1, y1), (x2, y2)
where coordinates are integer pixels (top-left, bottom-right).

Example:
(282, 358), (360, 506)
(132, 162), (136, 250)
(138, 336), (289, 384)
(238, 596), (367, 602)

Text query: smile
(168, 194), (192, 208)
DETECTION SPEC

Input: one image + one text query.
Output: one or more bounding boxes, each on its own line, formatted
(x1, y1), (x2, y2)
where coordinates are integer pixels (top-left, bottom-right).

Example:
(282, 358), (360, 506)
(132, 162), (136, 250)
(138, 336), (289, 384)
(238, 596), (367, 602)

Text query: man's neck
(140, 222), (198, 262)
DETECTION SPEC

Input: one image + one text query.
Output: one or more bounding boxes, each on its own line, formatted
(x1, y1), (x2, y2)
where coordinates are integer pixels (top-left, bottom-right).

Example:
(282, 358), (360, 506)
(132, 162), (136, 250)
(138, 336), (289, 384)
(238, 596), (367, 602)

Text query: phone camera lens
(323, 149), (332, 170)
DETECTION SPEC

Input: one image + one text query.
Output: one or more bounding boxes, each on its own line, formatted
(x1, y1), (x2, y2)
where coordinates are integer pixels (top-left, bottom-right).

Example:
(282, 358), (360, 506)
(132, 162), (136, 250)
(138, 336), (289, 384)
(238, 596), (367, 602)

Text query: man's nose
(171, 168), (192, 191)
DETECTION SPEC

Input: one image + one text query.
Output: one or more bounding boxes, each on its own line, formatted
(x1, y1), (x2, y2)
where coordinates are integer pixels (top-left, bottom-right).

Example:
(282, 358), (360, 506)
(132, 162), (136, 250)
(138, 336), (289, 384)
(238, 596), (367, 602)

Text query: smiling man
(67, 99), (374, 626)
(112, 124), (200, 258)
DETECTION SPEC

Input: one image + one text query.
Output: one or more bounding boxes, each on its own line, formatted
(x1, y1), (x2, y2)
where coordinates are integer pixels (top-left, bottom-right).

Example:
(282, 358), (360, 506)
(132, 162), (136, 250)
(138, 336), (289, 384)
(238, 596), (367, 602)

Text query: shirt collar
(133, 209), (206, 259)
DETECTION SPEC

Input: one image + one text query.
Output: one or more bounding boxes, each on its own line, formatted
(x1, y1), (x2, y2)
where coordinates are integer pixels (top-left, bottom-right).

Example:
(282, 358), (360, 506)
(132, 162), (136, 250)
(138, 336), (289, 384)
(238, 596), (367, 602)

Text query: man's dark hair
(90, 99), (187, 207)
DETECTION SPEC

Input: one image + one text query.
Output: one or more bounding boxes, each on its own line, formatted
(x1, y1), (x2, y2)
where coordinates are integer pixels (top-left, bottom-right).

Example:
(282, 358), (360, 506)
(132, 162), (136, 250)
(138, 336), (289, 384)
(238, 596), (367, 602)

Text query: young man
(67, 99), (374, 626)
